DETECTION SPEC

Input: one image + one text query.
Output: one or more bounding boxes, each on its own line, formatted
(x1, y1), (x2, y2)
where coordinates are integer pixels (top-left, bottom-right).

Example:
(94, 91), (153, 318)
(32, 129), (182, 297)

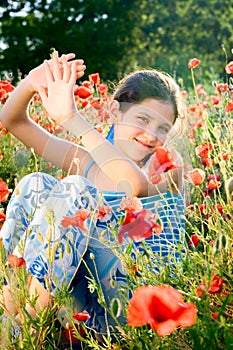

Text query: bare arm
(0, 54), (87, 174)
(39, 54), (183, 196)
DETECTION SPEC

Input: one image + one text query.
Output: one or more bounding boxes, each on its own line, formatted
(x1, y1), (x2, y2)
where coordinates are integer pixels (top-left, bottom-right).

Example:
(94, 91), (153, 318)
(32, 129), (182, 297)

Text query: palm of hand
(42, 80), (76, 123)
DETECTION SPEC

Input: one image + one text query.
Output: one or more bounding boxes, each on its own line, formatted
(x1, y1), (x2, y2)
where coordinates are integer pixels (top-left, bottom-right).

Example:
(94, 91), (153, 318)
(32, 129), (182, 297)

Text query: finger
(61, 54), (71, 82)
(38, 86), (48, 103)
(76, 65), (86, 80)
(64, 53), (76, 61)
(44, 60), (54, 85)
(52, 51), (62, 80)
(76, 63), (86, 80)
(69, 62), (78, 86)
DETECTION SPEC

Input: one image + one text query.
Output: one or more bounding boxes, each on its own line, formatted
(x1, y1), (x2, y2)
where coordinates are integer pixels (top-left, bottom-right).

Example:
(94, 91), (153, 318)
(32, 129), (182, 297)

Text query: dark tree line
(0, 0), (232, 87)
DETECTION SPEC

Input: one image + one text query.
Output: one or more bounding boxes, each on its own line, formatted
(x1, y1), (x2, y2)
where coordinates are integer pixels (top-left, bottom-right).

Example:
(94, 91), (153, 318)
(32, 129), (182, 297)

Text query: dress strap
(84, 159), (95, 178)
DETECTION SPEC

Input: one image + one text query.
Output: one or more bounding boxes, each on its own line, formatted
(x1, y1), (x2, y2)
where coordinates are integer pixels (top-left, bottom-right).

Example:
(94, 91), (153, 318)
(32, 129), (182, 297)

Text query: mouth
(134, 138), (155, 149)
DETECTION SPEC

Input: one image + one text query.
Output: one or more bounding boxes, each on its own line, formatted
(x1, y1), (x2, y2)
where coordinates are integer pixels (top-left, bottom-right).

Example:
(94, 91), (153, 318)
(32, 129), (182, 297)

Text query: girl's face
(113, 98), (175, 166)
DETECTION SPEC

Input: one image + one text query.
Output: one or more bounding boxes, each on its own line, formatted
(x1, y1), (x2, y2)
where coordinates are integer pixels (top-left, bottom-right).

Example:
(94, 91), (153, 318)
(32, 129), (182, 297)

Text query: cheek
(155, 132), (168, 145)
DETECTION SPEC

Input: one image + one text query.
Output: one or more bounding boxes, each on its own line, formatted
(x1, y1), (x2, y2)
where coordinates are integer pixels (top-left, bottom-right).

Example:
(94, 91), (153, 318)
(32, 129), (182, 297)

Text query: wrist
(61, 111), (92, 136)
(23, 76), (37, 95)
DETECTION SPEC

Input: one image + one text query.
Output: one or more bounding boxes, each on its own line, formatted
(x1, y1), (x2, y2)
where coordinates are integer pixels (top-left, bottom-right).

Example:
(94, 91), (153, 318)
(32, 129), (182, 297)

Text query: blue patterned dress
(0, 169), (185, 336)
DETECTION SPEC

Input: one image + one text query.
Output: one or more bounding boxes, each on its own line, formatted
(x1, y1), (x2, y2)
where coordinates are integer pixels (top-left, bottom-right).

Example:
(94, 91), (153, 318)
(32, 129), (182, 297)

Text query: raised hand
(38, 52), (78, 124)
(27, 51), (86, 93)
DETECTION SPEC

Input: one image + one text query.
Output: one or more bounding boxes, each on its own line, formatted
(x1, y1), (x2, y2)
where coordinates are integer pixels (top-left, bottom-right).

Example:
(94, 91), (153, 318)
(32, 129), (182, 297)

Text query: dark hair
(113, 69), (185, 123)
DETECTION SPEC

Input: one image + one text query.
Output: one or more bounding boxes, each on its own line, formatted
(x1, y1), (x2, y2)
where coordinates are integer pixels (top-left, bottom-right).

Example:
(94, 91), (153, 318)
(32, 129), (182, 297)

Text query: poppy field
(0, 58), (233, 349)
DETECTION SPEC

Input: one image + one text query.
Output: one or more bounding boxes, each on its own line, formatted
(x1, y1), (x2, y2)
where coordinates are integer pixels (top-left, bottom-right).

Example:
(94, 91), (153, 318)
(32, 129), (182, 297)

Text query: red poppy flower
(188, 234), (200, 248)
(215, 83), (228, 93)
(218, 152), (229, 160)
(7, 254), (26, 267)
(73, 310), (90, 322)
(196, 273), (224, 297)
(64, 324), (85, 342)
(225, 61), (233, 74)
(61, 208), (91, 231)
(188, 58), (201, 69)
(148, 147), (177, 185)
(120, 196), (143, 212)
(195, 142), (214, 158)
(0, 211), (6, 223)
(225, 100), (233, 112)
(208, 174), (221, 181)
(200, 157), (214, 168)
(98, 83), (108, 94)
(96, 205), (112, 219)
(118, 209), (162, 244)
(81, 80), (92, 88)
(90, 98), (102, 110)
(206, 179), (221, 190)
(212, 312), (219, 320)
(0, 80), (15, 93)
(89, 73), (100, 86)
(74, 86), (93, 99)
(184, 168), (206, 186)
(127, 285), (197, 337)
(198, 204), (207, 215)
(0, 178), (11, 202)
(210, 95), (221, 105)
(208, 274), (224, 294)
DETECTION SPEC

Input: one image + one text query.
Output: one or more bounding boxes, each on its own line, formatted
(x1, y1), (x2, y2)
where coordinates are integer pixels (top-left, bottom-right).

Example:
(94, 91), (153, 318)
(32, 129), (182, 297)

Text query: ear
(109, 100), (120, 122)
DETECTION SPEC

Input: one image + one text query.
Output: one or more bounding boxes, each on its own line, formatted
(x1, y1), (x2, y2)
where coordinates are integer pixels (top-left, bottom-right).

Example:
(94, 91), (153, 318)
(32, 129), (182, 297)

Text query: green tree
(0, 0), (233, 87)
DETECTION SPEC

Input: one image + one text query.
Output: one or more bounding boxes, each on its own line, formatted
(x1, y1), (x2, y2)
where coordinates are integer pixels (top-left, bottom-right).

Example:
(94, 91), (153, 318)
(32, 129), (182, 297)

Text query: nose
(143, 130), (165, 147)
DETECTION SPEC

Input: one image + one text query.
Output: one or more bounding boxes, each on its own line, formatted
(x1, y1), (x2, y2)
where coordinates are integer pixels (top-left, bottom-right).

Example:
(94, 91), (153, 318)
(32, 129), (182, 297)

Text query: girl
(0, 52), (186, 342)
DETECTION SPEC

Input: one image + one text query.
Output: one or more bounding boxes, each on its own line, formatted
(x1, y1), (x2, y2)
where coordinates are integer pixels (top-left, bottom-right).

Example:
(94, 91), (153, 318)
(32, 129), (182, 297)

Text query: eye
(158, 125), (170, 134)
(138, 116), (150, 124)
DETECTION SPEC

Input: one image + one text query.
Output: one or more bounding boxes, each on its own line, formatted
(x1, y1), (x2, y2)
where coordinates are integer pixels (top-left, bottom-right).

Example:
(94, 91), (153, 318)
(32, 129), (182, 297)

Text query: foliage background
(0, 0), (233, 87)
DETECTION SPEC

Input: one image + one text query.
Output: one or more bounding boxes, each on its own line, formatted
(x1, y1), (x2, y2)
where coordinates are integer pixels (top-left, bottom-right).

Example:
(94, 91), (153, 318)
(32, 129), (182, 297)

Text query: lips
(134, 138), (155, 148)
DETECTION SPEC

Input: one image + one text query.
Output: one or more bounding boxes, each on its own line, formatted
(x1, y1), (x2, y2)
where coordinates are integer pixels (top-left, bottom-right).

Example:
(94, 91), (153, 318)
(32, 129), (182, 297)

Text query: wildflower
(90, 98), (102, 110)
(210, 95), (221, 105)
(0, 80), (15, 93)
(218, 152), (229, 160)
(225, 100), (233, 112)
(188, 58), (201, 69)
(206, 179), (221, 190)
(148, 147), (177, 185)
(184, 168), (206, 186)
(0, 210), (6, 223)
(188, 234), (200, 248)
(120, 196), (143, 212)
(73, 310), (90, 322)
(215, 83), (228, 93)
(64, 324), (85, 342)
(89, 73), (100, 86)
(195, 142), (214, 159)
(82, 80), (92, 88)
(196, 273), (224, 297)
(208, 174), (220, 181)
(118, 209), (162, 244)
(208, 274), (224, 293)
(74, 86), (93, 99)
(7, 254), (26, 267)
(0, 178), (11, 202)
(198, 204), (207, 215)
(127, 285), (197, 337)
(225, 61), (233, 74)
(98, 83), (108, 94)
(212, 312), (219, 320)
(202, 188), (213, 197)
(61, 208), (91, 231)
(211, 204), (224, 215)
(200, 157), (214, 167)
(96, 205), (112, 219)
